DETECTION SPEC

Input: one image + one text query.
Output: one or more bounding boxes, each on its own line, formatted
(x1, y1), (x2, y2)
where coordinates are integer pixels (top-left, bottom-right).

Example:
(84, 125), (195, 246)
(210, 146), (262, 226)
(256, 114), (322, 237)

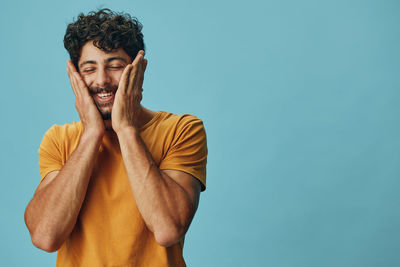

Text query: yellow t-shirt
(38, 111), (207, 267)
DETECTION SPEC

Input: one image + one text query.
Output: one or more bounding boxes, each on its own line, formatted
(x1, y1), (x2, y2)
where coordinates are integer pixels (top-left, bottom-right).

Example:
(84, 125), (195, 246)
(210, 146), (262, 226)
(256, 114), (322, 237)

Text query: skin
(24, 42), (202, 252)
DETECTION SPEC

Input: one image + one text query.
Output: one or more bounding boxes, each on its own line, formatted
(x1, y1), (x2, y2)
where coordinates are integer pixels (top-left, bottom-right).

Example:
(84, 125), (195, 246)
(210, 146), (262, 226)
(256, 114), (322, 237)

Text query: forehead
(79, 41), (131, 64)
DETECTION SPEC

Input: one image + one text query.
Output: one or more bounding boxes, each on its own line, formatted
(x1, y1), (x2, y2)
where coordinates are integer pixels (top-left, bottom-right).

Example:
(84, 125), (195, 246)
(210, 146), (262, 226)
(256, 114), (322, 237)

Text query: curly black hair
(64, 8), (145, 70)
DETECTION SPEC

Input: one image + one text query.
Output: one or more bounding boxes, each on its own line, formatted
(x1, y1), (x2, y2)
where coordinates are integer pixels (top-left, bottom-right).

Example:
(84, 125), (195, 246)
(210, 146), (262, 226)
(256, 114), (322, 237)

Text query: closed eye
(82, 68), (95, 73)
(108, 66), (124, 70)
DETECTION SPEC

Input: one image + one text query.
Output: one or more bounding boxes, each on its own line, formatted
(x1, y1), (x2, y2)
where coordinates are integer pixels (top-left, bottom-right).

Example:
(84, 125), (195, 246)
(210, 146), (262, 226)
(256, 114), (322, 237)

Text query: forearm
(25, 131), (103, 252)
(117, 127), (194, 243)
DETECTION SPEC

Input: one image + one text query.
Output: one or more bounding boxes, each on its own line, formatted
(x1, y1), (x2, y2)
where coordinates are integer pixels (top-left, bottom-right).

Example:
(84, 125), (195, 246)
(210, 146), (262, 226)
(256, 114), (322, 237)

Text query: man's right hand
(67, 60), (105, 137)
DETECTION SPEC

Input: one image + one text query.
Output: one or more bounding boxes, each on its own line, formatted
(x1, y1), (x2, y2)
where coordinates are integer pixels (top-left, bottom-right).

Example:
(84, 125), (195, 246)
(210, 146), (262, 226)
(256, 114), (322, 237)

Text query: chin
(98, 108), (112, 120)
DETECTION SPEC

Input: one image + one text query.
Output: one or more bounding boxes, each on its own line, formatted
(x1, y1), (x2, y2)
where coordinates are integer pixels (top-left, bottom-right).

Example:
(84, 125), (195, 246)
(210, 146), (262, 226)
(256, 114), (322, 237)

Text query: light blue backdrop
(1, 0), (399, 266)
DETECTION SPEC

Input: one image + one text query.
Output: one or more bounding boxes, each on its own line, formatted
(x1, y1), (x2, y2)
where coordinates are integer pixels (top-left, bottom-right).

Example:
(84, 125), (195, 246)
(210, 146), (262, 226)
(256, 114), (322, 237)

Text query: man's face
(78, 41), (132, 120)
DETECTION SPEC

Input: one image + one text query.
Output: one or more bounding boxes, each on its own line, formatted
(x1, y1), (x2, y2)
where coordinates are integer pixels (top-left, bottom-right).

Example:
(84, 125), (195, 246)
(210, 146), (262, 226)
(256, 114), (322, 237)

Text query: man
(24, 8), (207, 266)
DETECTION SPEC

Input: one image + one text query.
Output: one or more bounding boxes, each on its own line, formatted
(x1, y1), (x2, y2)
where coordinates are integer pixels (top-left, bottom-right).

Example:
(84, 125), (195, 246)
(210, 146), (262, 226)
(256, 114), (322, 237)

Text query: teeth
(98, 92), (112, 98)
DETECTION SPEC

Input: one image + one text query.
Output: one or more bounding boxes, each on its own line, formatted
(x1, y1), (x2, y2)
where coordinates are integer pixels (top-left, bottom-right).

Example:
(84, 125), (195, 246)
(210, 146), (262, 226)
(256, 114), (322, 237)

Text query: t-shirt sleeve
(159, 116), (208, 191)
(38, 125), (63, 182)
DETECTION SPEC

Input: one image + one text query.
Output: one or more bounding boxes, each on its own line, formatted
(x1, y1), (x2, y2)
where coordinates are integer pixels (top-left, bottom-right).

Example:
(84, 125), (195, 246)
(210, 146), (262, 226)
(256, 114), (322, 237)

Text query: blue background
(1, 0), (399, 266)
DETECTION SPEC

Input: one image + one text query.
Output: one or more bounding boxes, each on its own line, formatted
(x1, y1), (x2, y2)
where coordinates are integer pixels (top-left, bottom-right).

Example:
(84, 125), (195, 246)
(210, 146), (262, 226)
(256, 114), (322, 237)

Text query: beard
(88, 85), (118, 120)
(99, 110), (112, 120)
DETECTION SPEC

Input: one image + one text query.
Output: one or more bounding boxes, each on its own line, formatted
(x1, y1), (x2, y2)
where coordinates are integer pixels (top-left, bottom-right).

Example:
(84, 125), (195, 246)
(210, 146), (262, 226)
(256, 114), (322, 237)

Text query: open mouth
(94, 91), (115, 103)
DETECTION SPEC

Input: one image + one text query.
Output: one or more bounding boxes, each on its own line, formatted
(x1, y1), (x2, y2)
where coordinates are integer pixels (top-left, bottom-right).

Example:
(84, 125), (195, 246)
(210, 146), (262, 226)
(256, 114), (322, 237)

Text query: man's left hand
(112, 50), (147, 133)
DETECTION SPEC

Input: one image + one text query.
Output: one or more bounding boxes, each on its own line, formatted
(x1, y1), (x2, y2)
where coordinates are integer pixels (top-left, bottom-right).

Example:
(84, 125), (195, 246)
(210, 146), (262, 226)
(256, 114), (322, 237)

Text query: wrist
(81, 128), (105, 143)
(115, 125), (138, 138)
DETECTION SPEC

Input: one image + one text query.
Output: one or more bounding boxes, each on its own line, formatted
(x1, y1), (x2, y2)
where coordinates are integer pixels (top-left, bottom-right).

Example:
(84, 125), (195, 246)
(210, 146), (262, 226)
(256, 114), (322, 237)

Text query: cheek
(80, 74), (93, 87)
(113, 71), (124, 85)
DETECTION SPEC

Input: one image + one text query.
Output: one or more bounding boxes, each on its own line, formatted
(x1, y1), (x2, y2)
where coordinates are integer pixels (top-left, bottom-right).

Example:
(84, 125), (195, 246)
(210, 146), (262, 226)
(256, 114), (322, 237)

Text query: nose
(94, 67), (111, 88)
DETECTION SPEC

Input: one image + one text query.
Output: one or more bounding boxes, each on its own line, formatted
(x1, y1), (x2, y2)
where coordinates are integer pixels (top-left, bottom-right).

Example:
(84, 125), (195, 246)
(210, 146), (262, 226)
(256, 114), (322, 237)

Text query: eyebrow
(105, 57), (129, 64)
(79, 60), (96, 69)
(79, 57), (129, 68)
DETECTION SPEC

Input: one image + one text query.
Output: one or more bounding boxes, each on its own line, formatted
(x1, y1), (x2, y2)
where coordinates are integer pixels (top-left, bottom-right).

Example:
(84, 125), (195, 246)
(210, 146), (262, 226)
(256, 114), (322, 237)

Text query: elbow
(31, 231), (61, 253)
(154, 226), (186, 247)
(25, 208), (62, 253)
(31, 234), (61, 253)
(154, 208), (196, 247)
(25, 219), (60, 252)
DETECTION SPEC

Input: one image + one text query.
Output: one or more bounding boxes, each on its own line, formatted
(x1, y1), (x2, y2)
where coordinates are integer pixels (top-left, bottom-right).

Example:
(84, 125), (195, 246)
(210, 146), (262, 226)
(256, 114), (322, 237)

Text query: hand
(111, 50), (148, 133)
(66, 61), (105, 137)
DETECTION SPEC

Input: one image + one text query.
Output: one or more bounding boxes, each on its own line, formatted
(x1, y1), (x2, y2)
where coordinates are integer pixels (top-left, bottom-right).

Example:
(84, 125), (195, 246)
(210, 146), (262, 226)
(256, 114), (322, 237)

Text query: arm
(24, 131), (103, 252)
(117, 128), (202, 247)
(112, 51), (203, 247)
(24, 61), (105, 252)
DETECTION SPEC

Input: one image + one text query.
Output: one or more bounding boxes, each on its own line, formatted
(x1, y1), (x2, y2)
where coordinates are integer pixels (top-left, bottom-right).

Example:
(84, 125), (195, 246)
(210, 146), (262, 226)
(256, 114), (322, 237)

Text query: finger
(143, 58), (148, 72)
(128, 57), (142, 93)
(136, 58), (145, 92)
(123, 50), (144, 94)
(132, 50), (144, 64)
(66, 61), (90, 98)
(135, 57), (146, 89)
(67, 60), (79, 73)
(67, 60), (84, 98)
(139, 59), (147, 93)
(118, 64), (133, 94)
(73, 71), (91, 98)
(133, 57), (143, 90)
(132, 60), (145, 103)
(130, 50), (144, 73)
(67, 62), (79, 97)
(70, 69), (83, 98)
